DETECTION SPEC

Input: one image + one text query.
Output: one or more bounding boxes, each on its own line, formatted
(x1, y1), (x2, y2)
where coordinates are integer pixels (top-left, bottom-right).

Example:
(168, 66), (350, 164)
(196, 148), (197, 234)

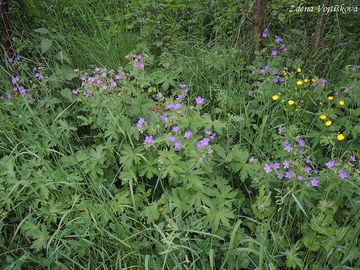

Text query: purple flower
(168, 136), (176, 144)
(167, 103), (182, 110)
(101, 72), (107, 77)
(134, 62), (144, 69)
(282, 46), (288, 52)
(197, 138), (210, 150)
(263, 163), (273, 173)
(262, 27), (269, 38)
(34, 72), (44, 80)
(179, 83), (187, 89)
(11, 75), (20, 84)
(297, 138), (305, 147)
(184, 130), (192, 139)
(176, 93), (186, 101)
(277, 172), (284, 180)
(283, 140), (293, 152)
(260, 64), (269, 75)
(273, 162), (280, 170)
(275, 36), (283, 43)
(72, 89), (79, 95)
(111, 81), (117, 87)
(251, 70), (256, 75)
(321, 79), (327, 87)
(297, 176), (304, 181)
(84, 91), (90, 97)
(172, 126), (179, 133)
(304, 166), (312, 173)
(137, 118), (145, 132)
(338, 170), (348, 179)
(305, 158), (311, 164)
(285, 171), (293, 179)
(160, 114), (168, 124)
(311, 177), (319, 187)
(271, 50), (278, 57)
(18, 86), (27, 94)
(144, 135), (154, 146)
(283, 160), (290, 169)
(350, 155), (357, 163)
(273, 76), (280, 84)
(204, 130), (216, 141)
(278, 125), (285, 135)
(325, 160), (336, 169)
(115, 74), (121, 80)
(101, 83), (107, 90)
(312, 76), (319, 86)
(195, 96), (205, 105)
(174, 140), (182, 151)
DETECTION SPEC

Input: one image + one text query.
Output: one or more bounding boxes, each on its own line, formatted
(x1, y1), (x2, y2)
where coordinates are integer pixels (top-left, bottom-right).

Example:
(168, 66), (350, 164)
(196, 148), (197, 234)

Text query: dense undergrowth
(1, 1), (360, 269)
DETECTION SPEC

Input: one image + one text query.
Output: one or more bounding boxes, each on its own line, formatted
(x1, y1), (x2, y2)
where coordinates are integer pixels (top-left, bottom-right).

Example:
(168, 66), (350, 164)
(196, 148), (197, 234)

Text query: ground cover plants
(1, 1), (360, 269)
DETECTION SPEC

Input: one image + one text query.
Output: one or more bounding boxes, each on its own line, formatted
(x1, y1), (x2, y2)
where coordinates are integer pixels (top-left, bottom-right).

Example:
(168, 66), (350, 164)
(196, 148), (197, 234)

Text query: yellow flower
(325, 120), (332, 126)
(282, 70), (287, 76)
(288, 99), (295, 105)
(337, 133), (345, 141)
(339, 100), (345, 106)
(272, 95), (280, 101)
(296, 80), (304, 85)
(319, 114), (327, 120)
(304, 78), (309, 83)
(297, 67), (302, 73)
(327, 96), (334, 101)
(312, 78), (317, 83)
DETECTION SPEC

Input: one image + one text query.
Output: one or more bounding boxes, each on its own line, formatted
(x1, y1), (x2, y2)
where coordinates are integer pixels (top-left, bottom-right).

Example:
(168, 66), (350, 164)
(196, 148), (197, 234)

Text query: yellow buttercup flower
(288, 99), (295, 105)
(337, 133), (345, 141)
(319, 114), (327, 120)
(282, 70), (287, 76)
(325, 120), (332, 126)
(327, 96), (334, 101)
(312, 78), (317, 83)
(272, 95), (280, 101)
(339, 100), (345, 106)
(304, 78), (309, 83)
(296, 80), (304, 85)
(297, 67), (302, 73)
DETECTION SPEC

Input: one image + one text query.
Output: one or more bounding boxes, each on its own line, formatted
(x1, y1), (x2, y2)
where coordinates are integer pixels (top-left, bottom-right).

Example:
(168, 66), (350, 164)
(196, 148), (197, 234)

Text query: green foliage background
(0, 0), (359, 269)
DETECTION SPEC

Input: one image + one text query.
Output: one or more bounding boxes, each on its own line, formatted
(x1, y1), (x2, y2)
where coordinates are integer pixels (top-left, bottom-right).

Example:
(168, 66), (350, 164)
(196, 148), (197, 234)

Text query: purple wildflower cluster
(7, 54), (22, 65)
(176, 83), (189, 102)
(263, 136), (357, 186)
(261, 27), (288, 56)
(72, 66), (128, 97)
(137, 83), (215, 159)
(3, 75), (33, 100)
(137, 118), (146, 133)
(32, 65), (45, 81)
(263, 158), (321, 187)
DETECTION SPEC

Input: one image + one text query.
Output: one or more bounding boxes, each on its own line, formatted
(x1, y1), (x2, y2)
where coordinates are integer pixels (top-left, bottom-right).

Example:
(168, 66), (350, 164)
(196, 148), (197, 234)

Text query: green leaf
(34, 28), (49, 34)
(143, 202), (160, 222)
(40, 38), (52, 54)
(56, 51), (71, 65)
(63, 67), (77, 81)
